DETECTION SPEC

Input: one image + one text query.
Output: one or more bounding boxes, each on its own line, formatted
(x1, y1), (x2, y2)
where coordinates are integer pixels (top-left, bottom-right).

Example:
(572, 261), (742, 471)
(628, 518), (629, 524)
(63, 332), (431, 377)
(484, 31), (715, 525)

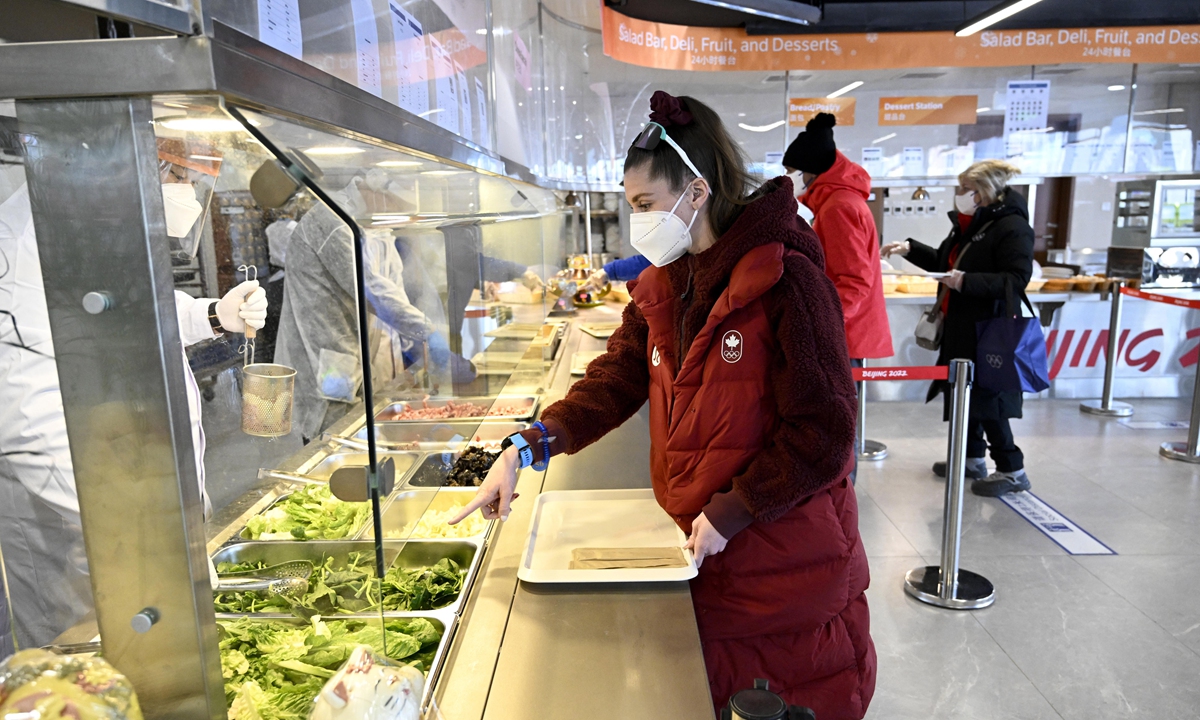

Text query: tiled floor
(857, 397), (1200, 720)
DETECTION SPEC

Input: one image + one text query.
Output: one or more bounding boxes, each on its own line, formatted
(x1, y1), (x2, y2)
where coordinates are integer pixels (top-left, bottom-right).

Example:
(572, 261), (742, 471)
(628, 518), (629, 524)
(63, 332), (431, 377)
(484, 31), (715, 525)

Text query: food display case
(0, 14), (570, 718)
(1112, 176), (1200, 247)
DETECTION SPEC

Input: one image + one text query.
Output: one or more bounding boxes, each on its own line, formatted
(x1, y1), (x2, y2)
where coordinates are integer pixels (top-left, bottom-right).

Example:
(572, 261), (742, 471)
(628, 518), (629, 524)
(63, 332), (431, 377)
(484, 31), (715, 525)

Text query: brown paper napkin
(569, 547), (689, 570)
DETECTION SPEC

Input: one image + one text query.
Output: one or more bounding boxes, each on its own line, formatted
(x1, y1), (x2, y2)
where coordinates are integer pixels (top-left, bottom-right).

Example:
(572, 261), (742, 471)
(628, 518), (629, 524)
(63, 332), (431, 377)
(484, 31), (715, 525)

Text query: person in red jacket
(783, 113), (893, 361)
(452, 92), (876, 719)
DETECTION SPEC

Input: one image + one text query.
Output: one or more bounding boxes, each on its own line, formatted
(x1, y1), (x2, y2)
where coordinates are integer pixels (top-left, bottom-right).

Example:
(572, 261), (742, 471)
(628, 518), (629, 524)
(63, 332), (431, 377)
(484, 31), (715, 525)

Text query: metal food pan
(212, 539), (482, 618)
(216, 612), (456, 713)
(405, 448), (501, 489)
(358, 489), (491, 542)
(236, 487), (400, 542)
(374, 395), (539, 423)
(354, 420), (526, 451)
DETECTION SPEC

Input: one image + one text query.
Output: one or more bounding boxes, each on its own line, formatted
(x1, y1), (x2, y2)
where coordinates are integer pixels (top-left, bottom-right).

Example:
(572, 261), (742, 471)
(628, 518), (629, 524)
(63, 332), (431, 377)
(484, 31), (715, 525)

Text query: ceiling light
(738, 120), (786, 132)
(417, 108), (444, 118)
(685, 0), (820, 26)
(872, 133), (897, 144)
(475, 28), (487, 35)
(1108, 85), (1126, 91)
(304, 146), (366, 155)
(574, 134), (583, 139)
(956, 0), (1047, 37)
(1134, 108), (1185, 116)
(376, 160), (422, 168)
(738, 113), (746, 117)
(156, 117), (247, 132)
(977, 107), (991, 112)
(826, 81), (863, 99)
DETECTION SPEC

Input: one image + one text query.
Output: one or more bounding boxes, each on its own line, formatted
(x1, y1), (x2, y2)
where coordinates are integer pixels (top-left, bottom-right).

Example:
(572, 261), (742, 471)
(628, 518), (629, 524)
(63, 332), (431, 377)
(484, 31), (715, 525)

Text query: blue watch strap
(532, 421), (551, 472)
(506, 432), (534, 469)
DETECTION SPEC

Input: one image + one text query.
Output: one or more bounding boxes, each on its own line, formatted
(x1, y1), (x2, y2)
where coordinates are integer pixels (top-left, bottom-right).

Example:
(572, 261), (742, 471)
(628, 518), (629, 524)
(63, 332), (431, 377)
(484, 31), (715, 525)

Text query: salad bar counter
(199, 307), (715, 720)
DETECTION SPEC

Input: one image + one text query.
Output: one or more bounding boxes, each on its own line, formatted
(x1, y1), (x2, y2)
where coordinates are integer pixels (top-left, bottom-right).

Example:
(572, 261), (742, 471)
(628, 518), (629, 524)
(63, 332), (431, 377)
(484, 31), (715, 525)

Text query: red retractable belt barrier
(1120, 286), (1200, 311)
(853, 365), (950, 382)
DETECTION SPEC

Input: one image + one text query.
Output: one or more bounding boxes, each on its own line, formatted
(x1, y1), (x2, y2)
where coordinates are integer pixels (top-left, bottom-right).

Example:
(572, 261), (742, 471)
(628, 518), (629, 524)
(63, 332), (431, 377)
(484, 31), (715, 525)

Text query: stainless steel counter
(432, 306), (716, 720)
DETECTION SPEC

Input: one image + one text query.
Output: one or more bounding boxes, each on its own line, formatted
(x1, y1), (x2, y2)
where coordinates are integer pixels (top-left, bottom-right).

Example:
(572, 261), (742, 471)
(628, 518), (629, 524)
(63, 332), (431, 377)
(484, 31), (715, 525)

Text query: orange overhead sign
(601, 6), (1200, 71)
(879, 96), (978, 125)
(789, 97), (855, 127)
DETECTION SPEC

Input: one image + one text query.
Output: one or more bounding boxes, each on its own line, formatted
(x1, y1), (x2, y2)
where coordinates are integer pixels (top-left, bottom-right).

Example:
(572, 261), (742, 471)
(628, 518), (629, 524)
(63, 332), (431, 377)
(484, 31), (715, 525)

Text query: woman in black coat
(883, 160), (1034, 496)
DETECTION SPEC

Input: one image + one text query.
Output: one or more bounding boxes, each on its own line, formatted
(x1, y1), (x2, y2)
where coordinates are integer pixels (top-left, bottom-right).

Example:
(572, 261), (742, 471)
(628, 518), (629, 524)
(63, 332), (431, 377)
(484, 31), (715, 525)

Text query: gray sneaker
(932, 459), (987, 480)
(971, 470), (1031, 497)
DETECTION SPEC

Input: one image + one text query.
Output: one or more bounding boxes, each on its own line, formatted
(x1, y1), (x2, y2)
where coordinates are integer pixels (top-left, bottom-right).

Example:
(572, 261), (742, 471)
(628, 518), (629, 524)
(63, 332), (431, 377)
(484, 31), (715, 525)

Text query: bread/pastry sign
(722, 331), (743, 363)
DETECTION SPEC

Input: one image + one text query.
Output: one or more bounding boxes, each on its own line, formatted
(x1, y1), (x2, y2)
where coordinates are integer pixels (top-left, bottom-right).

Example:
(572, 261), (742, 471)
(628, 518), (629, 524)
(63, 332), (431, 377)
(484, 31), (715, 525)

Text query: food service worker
(452, 91), (875, 719)
(275, 171), (451, 442)
(0, 147), (265, 651)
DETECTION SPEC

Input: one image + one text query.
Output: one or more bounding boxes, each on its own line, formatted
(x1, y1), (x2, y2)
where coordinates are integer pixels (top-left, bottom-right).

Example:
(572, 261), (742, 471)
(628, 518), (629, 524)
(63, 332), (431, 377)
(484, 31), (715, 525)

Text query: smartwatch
(501, 432), (535, 469)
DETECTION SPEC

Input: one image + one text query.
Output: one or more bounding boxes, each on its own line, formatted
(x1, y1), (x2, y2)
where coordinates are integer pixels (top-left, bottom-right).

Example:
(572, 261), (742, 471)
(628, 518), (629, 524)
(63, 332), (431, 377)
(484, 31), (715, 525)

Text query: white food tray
(517, 489), (697, 583)
(570, 350), (606, 375)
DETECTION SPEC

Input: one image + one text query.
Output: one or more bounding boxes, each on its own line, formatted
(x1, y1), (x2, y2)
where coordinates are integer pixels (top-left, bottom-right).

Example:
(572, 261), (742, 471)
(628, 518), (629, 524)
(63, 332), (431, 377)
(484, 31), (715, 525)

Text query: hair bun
(648, 90), (693, 127)
(807, 112), (836, 131)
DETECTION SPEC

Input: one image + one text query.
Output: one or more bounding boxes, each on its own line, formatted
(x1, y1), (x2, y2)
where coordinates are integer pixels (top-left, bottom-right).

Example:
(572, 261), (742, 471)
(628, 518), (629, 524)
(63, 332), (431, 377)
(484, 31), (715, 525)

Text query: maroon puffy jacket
(540, 179), (876, 719)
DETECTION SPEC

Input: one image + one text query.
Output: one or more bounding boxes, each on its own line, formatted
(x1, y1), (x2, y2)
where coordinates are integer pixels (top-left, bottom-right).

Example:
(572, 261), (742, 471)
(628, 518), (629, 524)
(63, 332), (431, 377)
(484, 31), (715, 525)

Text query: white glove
(583, 269), (609, 292)
(216, 280), (267, 333)
(881, 241), (910, 258)
(521, 269), (545, 291)
(938, 269), (965, 292)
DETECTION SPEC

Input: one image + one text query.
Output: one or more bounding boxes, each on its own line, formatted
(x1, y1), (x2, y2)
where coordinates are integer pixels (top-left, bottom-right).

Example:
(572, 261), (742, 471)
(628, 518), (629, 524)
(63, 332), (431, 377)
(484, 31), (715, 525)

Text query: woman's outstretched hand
(684, 512), (729, 569)
(448, 445), (522, 524)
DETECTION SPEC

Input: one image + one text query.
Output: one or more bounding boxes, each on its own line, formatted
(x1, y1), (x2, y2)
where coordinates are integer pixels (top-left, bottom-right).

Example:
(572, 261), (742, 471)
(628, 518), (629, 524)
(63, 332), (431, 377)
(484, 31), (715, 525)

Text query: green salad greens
(219, 617), (439, 720)
(244, 486), (370, 541)
(214, 553), (465, 618)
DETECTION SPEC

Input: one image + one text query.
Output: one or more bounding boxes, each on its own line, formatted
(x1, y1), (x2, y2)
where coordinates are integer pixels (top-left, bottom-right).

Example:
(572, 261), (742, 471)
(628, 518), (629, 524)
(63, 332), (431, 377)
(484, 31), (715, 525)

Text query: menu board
(515, 34), (533, 92)
(902, 146), (925, 176)
(389, 2), (429, 117)
(257, 0), (302, 59)
(475, 76), (488, 144)
(349, 0), (382, 97)
(455, 61), (471, 141)
(430, 35), (458, 134)
(860, 146), (884, 176)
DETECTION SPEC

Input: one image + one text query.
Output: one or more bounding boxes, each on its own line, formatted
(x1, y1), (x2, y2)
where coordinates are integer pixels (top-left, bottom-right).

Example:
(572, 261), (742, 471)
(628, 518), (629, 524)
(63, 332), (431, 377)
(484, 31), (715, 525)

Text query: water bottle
(720, 679), (816, 720)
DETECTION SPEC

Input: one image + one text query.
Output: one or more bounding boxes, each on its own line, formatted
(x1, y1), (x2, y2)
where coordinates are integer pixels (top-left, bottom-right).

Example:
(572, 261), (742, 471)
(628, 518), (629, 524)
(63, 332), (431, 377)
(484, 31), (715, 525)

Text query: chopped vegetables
(214, 553), (465, 617)
(385, 506), (489, 540)
(244, 485), (370, 541)
(219, 617), (440, 720)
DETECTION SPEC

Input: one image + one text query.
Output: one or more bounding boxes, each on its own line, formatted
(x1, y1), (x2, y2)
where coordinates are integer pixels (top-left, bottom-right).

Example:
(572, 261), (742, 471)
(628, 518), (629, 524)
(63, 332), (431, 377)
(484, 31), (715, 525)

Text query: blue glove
(426, 332), (452, 367)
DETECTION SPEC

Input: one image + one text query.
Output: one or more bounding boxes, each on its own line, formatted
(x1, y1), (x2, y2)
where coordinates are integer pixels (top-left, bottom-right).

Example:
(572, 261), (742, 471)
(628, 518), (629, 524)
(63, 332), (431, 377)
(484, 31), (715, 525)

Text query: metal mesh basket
(242, 363), (296, 437)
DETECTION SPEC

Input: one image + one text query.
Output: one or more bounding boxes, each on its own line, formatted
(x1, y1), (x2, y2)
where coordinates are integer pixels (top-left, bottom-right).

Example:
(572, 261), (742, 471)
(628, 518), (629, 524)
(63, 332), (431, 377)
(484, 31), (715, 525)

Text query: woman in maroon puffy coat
(452, 92), (876, 718)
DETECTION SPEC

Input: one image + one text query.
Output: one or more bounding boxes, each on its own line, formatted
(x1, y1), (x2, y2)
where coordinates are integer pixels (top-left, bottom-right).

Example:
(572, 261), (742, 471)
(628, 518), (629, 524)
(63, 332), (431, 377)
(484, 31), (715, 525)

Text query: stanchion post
(1081, 280), (1134, 417)
(904, 359), (996, 610)
(856, 360), (888, 461)
(1160, 354), (1200, 463)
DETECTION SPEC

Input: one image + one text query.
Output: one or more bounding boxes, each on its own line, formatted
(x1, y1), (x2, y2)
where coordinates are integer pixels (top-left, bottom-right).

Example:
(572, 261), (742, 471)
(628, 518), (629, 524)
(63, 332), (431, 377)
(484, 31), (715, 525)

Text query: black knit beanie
(783, 112), (837, 175)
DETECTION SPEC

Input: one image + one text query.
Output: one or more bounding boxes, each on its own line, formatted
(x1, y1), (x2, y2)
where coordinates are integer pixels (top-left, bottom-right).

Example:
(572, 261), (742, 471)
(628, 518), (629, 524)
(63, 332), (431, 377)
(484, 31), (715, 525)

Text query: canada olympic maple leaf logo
(721, 331), (743, 363)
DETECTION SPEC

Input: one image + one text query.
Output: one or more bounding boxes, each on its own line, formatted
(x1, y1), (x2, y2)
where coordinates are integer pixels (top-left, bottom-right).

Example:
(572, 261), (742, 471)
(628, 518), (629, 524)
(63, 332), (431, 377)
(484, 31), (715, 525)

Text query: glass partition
(1130, 63), (1200, 174)
(208, 0), (494, 149)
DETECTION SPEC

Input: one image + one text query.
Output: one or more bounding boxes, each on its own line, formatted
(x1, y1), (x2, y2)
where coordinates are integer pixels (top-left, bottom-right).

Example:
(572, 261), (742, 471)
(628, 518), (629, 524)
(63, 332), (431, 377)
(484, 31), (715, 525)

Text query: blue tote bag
(975, 281), (1051, 393)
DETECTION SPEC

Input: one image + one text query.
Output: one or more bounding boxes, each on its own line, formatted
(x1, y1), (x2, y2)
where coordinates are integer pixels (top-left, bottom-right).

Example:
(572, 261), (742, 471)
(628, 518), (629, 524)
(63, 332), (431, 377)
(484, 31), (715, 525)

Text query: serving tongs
(215, 560), (314, 598)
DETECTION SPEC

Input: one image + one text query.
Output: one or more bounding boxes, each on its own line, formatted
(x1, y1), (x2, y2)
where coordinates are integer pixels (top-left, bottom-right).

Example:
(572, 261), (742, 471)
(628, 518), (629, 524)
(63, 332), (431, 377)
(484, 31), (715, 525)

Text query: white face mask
(954, 191), (979, 215)
(162, 182), (203, 241)
(629, 187), (703, 267)
(787, 170), (807, 196)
